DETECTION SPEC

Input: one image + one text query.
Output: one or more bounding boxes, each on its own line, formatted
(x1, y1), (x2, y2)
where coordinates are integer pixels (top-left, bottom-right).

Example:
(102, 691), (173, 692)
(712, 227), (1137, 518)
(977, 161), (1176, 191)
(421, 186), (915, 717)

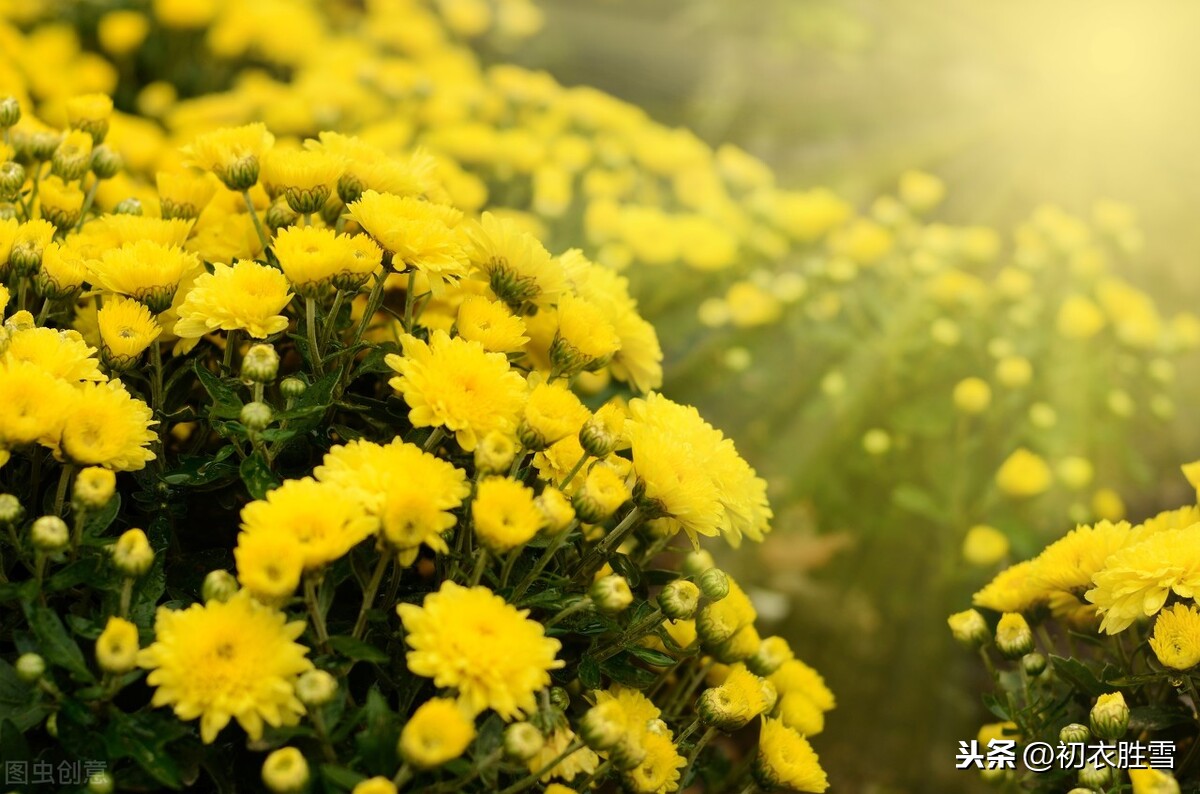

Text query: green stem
(352, 551), (391, 640)
(242, 189), (270, 251)
(544, 597), (592, 629)
(468, 549), (490, 587)
(321, 289), (346, 351)
(304, 573), (330, 652)
(221, 329), (240, 375)
(35, 299), (53, 325)
(392, 762), (413, 789)
(573, 504), (643, 579)
(559, 450), (590, 490)
(74, 177), (99, 232)
(403, 270), (416, 331)
(53, 464), (72, 519)
(680, 726), (718, 789)
(423, 427), (445, 452)
(118, 576), (133, 617)
(497, 739), (586, 794)
(499, 547), (521, 589)
(310, 707), (337, 763)
(594, 607), (665, 663)
(511, 521), (577, 600)
(306, 297), (324, 375)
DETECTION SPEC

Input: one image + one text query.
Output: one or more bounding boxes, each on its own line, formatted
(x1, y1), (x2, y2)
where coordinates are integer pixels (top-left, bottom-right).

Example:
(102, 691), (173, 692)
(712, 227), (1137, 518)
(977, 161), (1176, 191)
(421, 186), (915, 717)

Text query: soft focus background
(513, 2), (1200, 790)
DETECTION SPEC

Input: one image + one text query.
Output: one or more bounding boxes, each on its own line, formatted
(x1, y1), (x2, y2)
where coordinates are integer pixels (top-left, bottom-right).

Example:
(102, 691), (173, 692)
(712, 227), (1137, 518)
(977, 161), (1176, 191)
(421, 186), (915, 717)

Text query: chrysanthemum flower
(4, 326), (105, 383)
(262, 148), (343, 214)
(0, 361), (76, 448)
(1150, 603), (1200, 670)
(157, 170), (218, 220)
(240, 478), (376, 570)
(174, 259), (292, 339)
(183, 123), (275, 191)
(624, 730), (686, 794)
(38, 176), (85, 230)
(472, 476), (543, 553)
(64, 94), (113, 142)
(754, 718), (829, 793)
(97, 295), (161, 370)
(767, 659), (835, 713)
(348, 191), (467, 293)
(465, 211), (565, 310)
(398, 698), (476, 769)
(526, 727), (598, 783)
(273, 226), (382, 296)
(91, 240), (202, 313)
(35, 241), (89, 299)
(1032, 520), (1135, 601)
(778, 691), (825, 736)
(973, 559), (1043, 614)
(551, 293), (620, 376)
(397, 581), (563, 719)
(386, 330), (527, 451)
(137, 591), (312, 744)
(234, 530), (305, 603)
(95, 616), (139, 674)
(994, 447), (1053, 498)
(10, 219), (55, 276)
(306, 133), (435, 203)
(519, 381), (589, 450)
(1087, 525), (1200, 634)
(88, 215), (195, 247)
(455, 294), (528, 353)
(58, 380), (157, 471)
(51, 130), (93, 181)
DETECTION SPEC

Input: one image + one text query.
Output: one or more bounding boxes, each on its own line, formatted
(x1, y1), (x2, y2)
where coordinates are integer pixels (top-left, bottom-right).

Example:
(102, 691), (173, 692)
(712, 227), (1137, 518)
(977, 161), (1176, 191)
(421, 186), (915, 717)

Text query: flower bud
(351, 778), (398, 794)
(16, 652), (45, 683)
(947, 609), (990, 648)
(579, 700), (626, 751)
(223, 156), (260, 193)
(28, 131), (61, 161)
(995, 613), (1033, 658)
(262, 747), (309, 794)
(202, 569), (239, 603)
(265, 198), (299, 232)
(280, 377), (307, 400)
(45, 711), (57, 737)
(758, 678), (779, 714)
(1065, 789), (1096, 794)
(589, 574), (633, 614)
(1077, 761), (1111, 789)
(713, 623), (761, 664)
(548, 687), (570, 711)
(579, 403), (625, 458)
(504, 722), (545, 761)
(296, 669), (337, 706)
(0, 161), (24, 201)
(241, 401), (274, 431)
(73, 467), (116, 512)
(1059, 723), (1090, 744)
(90, 145), (123, 180)
(659, 579), (700, 620)
(1022, 652), (1047, 677)
(609, 736), (648, 771)
(31, 515), (68, 552)
(698, 685), (753, 732)
(0, 493), (24, 525)
(953, 377), (992, 415)
(113, 197), (143, 215)
(979, 767), (1010, 785)
(474, 430), (517, 475)
(0, 96), (20, 128)
(683, 549), (715, 576)
(572, 464), (627, 523)
(241, 344), (279, 383)
(10, 242), (43, 276)
(86, 770), (115, 794)
(748, 636), (794, 676)
(95, 616), (139, 674)
(111, 528), (154, 576)
(536, 487), (575, 534)
(1090, 692), (1129, 740)
(697, 567), (730, 601)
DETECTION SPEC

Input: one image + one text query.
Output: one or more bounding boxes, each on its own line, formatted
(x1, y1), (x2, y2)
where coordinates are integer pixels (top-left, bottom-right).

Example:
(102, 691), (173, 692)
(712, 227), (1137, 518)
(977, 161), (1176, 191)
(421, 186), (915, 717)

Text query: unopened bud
(241, 344), (279, 383)
(16, 652), (45, 683)
(31, 515), (68, 551)
(240, 401), (273, 431)
(683, 549), (715, 576)
(748, 636), (794, 676)
(579, 700), (626, 751)
(504, 722), (545, 761)
(474, 430), (516, 475)
(1059, 723), (1090, 744)
(947, 609), (990, 649)
(536, 487), (575, 534)
(698, 685), (753, 732)
(658, 580), (700, 621)
(0, 493), (23, 525)
(296, 669), (337, 706)
(113, 197), (143, 215)
(265, 198), (299, 232)
(86, 770), (115, 794)
(1089, 692), (1129, 740)
(73, 466), (116, 511)
(1022, 652), (1047, 677)
(1077, 761), (1111, 789)
(697, 567), (730, 601)
(995, 613), (1033, 659)
(280, 377), (306, 400)
(547, 686), (570, 711)
(202, 569), (239, 603)
(0, 96), (20, 128)
(589, 574), (633, 614)
(90, 146), (123, 180)
(609, 736), (647, 771)
(0, 161), (23, 201)
(262, 747), (309, 794)
(111, 528), (154, 576)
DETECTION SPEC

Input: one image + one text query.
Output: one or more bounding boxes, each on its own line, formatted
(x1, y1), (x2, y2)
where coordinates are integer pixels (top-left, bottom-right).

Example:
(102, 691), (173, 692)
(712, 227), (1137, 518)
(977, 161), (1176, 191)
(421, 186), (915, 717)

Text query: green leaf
(0, 719), (29, 766)
(83, 492), (121, 538)
(321, 765), (367, 791)
(1049, 655), (1107, 697)
(578, 655), (601, 690)
(23, 603), (94, 682)
(240, 452), (280, 500)
(194, 361), (244, 420)
(891, 484), (946, 523)
(0, 660), (44, 731)
(601, 652), (657, 689)
(328, 635), (389, 664)
(1129, 705), (1194, 732)
(162, 447), (239, 487)
(624, 645), (675, 667)
(105, 710), (184, 789)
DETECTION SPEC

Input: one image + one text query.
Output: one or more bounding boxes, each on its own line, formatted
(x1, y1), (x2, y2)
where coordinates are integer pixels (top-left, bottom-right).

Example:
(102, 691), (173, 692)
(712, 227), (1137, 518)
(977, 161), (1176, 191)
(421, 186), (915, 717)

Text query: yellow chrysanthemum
(551, 293), (620, 375)
(273, 226), (382, 295)
(262, 148), (342, 213)
(1150, 603), (1200, 670)
(0, 362), (77, 449)
(1087, 525), (1200, 634)
(240, 478), (376, 570)
(348, 191), (467, 292)
(137, 591), (312, 744)
(36, 241), (90, 298)
(59, 380), (157, 471)
(4, 326), (105, 383)
(624, 730), (685, 794)
(38, 176), (85, 230)
(91, 240), (202, 313)
(527, 727), (598, 783)
(397, 581), (563, 719)
(472, 476), (543, 553)
(385, 330), (527, 452)
(1129, 767), (1183, 794)
(398, 698), (476, 769)
(995, 447), (1053, 498)
(97, 295), (161, 369)
(627, 393), (771, 547)
(778, 691), (825, 736)
(87, 215), (195, 248)
(465, 211), (566, 310)
(1033, 520), (1135, 600)
(455, 294), (528, 353)
(234, 530), (305, 603)
(755, 718), (829, 793)
(183, 123), (276, 191)
(174, 260), (292, 339)
(96, 616), (140, 674)
(519, 381), (589, 451)
(973, 560), (1044, 614)
(767, 659), (836, 713)
(157, 170), (218, 220)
